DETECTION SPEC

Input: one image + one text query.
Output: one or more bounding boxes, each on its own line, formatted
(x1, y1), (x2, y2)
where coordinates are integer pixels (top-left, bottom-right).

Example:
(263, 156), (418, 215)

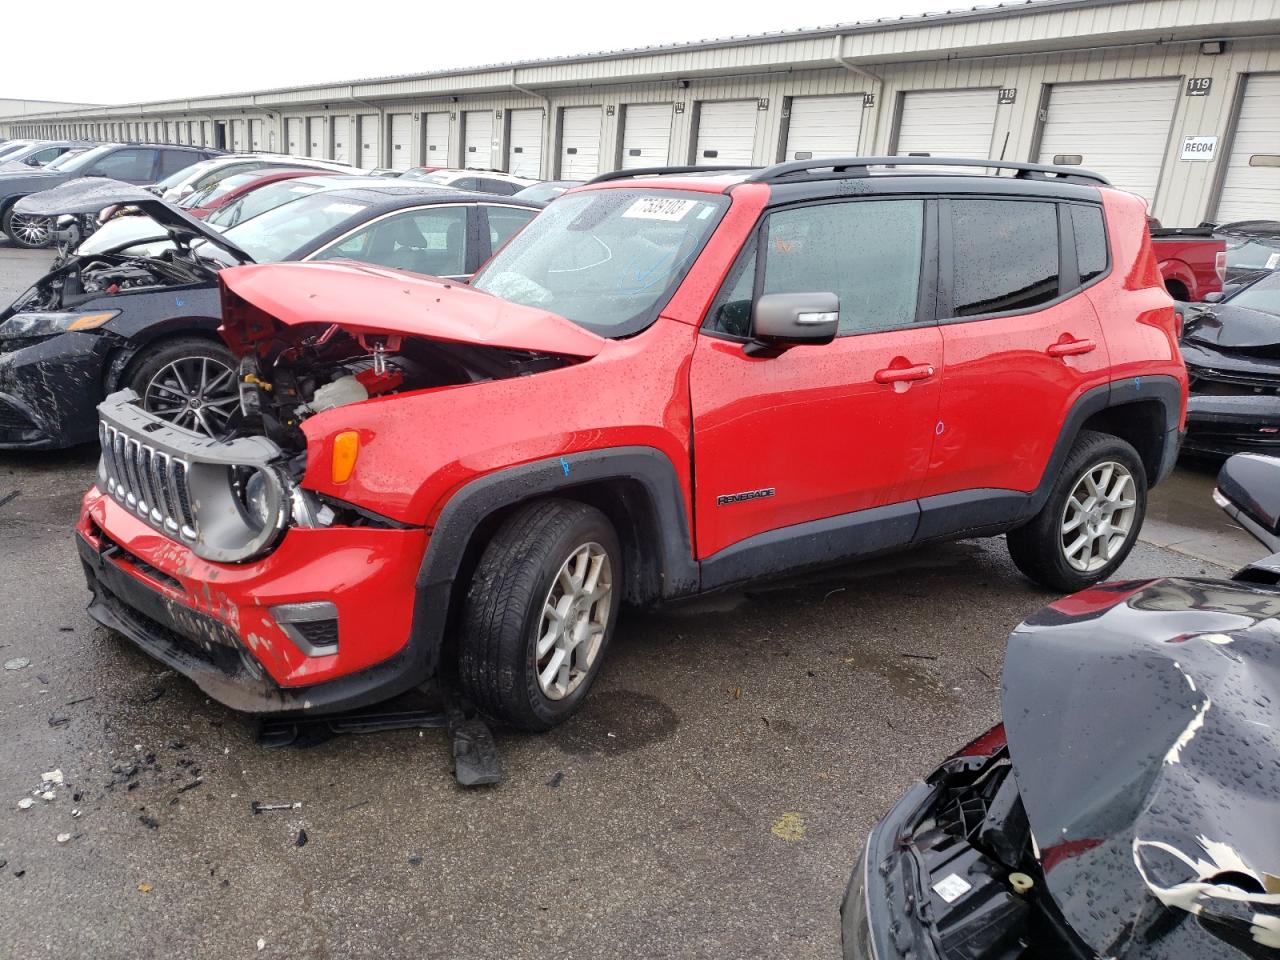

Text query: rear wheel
(458, 499), (621, 731)
(124, 338), (239, 437)
(1007, 430), (1147, 592)
(2, 203), (53, 249)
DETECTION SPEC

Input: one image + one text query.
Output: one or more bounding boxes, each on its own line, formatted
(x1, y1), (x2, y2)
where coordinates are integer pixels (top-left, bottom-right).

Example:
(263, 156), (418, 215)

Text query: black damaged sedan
(1180, 270), (1280, 458)
(841, 453), (1280, 959)
(0, 177), (538, 449)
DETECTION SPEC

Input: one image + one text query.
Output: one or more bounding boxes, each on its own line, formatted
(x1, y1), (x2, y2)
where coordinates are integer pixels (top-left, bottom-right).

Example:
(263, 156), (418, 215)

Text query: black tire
(124, 337), (239, 436)
(2, 201), (53, 249)
(1007, 430), (1148, 593)
(458, 499), (622, 731)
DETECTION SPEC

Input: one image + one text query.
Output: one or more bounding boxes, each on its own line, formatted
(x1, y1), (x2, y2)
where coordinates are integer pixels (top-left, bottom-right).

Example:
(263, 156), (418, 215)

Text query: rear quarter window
(1070, 204), (1108, 284)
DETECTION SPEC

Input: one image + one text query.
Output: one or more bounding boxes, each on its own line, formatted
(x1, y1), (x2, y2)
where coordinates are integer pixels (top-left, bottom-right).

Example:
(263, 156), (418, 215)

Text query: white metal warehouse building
(4, 0), (1280, 226)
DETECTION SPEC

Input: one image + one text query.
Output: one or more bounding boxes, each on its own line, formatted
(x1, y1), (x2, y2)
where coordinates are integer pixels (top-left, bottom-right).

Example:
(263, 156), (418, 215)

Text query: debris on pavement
(770, 813), (806, 842)
(40, 791), (55, 802)
(17, 798), (33, 810)
(547, 771), (564, 788)
(42, 770), (63, 786)
(295, 829), (308, 848)
(137, 883), (153, 893)
(257, 938), (266, 951)
(56, 833), (71, 844)
(4, 658), (30, 671)
(251, 801), (302, 815)
(0, 490), (20, 509)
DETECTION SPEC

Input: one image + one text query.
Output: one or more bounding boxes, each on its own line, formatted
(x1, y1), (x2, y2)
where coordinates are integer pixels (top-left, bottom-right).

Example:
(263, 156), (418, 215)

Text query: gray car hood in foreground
(1003, 577), (1280, 959)
(15, 177), (254, 264)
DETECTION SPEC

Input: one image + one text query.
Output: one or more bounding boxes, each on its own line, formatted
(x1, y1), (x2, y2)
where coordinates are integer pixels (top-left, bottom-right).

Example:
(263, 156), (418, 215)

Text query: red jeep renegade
(76, 157), (1186, 730)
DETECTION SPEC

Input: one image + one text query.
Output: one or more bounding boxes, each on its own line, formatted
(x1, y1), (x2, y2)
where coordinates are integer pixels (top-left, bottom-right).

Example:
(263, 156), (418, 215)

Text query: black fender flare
(405, 446), (698, 678)
(1030, 374), (1183, 513)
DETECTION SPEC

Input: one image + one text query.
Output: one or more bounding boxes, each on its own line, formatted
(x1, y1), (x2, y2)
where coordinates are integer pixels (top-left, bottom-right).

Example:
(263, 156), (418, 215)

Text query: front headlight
(0, 310), (118, 342)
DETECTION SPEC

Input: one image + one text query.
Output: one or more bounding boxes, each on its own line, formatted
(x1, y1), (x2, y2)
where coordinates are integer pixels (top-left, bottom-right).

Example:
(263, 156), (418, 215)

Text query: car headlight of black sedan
(0, 309), (118, 343)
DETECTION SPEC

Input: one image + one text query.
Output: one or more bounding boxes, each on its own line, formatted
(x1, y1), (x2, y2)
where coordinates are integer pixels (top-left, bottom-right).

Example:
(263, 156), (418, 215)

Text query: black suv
(1, 143), (221, 248)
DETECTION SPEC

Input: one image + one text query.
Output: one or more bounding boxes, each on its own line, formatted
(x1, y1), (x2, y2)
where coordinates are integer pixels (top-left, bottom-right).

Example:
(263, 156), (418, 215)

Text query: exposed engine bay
(234, 323), (580, 455)
(12, 251), (211, 313)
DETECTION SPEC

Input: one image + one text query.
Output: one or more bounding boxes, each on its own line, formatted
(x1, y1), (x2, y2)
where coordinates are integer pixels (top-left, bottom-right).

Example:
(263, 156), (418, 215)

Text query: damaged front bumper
(840, 729), (1090, 960)
(0, 331), (112, 448)
(1184, 393), (1280, 457)
(78, 487), (432, 715)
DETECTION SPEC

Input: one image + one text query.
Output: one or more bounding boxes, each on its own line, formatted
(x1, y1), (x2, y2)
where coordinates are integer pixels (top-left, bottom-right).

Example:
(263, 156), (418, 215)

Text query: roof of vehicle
(576, 156), (1114, 200)
(317, 183), (542, 209)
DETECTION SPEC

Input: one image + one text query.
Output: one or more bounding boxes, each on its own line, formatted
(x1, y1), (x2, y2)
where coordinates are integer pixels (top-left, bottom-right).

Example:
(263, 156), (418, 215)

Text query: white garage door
(249, 119), (264, 152)
(1037, 79), (1180, 205)
(464, 111), (493, 169)
(285, 118), (303, 156)
(1216, 75), (1280, 223)
(307, 116), (324, 158)
(359, 115), (380, 168)
(896, 89), (997, 161)
(785, 95), (863, 160)
(200, 121), (210, 147)
(621, 103), (672, 170)
(389, 114), (412, 170)
(332, 116), (351, 164)
(694, 100), (758, 165)
(559, 107), (602, 178)
(424, 113), (450, 167)
(506, 108), (543, 178)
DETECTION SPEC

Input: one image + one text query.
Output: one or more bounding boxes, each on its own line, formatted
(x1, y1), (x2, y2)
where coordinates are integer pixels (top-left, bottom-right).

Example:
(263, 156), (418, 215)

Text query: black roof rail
(586, 164), (755, 185)
(745, 156), (1111, 187)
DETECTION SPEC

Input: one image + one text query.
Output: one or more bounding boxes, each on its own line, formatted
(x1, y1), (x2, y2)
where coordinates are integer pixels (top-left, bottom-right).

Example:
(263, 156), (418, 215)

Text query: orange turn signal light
(67, 312), (117, 331)
(331, 431), (359, 484)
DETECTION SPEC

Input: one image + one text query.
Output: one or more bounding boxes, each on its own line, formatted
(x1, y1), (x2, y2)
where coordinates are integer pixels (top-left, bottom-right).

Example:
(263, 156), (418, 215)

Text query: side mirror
(747, 292), (839, 355)
(1215, 454), (1280, 554)
(1203, 291), (1224, 304)
(24, 157), (41, 166)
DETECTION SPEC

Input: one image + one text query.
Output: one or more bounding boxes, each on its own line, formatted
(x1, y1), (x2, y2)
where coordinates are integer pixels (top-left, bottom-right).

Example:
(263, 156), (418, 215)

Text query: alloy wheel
(143, 356), (238, 437)
(1059, 460), (1138, 572)
(536, 542), (613, 700)
(9, 212), (52, 247)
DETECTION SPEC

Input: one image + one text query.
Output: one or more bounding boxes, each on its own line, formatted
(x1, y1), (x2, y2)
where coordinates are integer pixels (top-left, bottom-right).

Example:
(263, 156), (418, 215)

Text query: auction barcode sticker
(622, 197), (699, 221)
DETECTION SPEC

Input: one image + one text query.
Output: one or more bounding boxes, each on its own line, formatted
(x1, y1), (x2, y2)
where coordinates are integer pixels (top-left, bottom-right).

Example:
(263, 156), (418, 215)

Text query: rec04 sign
(1180, 136), (1218, 161)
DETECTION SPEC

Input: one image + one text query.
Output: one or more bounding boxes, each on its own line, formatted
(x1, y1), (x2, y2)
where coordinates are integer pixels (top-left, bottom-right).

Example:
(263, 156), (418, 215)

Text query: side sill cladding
(406, 447), (698, 677)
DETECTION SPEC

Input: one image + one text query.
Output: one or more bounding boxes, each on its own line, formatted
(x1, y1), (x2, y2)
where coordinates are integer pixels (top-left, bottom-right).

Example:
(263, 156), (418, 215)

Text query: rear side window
(158, 149), (200, 179)
(1070, 204), (1108, 284)
(707, 199), (925, 338)
(951, 200), (1059, 317)
(485, 206), (537, 250)
(87, 148), (155, 182)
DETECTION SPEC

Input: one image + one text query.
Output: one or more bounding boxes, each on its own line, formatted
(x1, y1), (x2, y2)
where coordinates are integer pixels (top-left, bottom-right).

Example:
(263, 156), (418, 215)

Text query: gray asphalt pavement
(0, 243), (1259, 960)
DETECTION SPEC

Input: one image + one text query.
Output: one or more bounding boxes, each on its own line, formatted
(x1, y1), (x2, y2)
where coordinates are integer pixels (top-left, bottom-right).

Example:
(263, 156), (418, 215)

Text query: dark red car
(176, 168), (329, 219)
(77, 157), (1186, 731)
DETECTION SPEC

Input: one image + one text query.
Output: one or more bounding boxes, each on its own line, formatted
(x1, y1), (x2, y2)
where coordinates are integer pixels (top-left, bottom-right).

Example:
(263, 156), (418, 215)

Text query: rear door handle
(874, 363), (935, 384)
(1047, 338), (1097, 358)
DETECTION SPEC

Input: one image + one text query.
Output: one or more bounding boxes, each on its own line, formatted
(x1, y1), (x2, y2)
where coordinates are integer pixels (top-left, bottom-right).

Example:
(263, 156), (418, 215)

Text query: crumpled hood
(1003, 578), (1280, 959)
(15, 177), (253, 265)
(1183, 304), (1280, 352)
(219, 261), (607, 358)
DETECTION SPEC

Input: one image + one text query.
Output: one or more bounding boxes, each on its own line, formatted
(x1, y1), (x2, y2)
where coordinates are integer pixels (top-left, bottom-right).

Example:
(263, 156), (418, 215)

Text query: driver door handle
(1047, 338), (1097, 358)
(874, 363), (935, 385)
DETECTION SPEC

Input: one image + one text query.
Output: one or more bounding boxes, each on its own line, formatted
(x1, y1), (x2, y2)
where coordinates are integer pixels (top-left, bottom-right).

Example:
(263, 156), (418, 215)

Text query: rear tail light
(1215, 250), (1227, 284)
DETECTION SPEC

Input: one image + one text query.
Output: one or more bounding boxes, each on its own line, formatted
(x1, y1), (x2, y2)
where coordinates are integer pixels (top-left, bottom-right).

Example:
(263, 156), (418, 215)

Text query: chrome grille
(99, 421), (198, 542)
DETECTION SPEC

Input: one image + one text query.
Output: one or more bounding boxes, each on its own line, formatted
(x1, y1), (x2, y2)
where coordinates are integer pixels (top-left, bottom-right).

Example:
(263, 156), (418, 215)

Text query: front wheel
(124, 337), (239, 437)
(458, 499), (621, 731)
(2, 203), (53, 249)
(1007, 430), (1147, 592)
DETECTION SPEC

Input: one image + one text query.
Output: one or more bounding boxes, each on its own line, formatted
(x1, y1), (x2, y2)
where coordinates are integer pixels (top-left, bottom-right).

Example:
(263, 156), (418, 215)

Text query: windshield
(54, 144), (121, 175)
(222, 191), (370, 262)
(1229, 272), (1280, 316)
(514, 183), (575, 203)
(43, 149), (88, 171)
(207, 178), (325, 228)
(180, 171), (265, 209)
(1223, 236), (1280, 271)
(471, 188), (729, 336)
(155, 159), (216, 192)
